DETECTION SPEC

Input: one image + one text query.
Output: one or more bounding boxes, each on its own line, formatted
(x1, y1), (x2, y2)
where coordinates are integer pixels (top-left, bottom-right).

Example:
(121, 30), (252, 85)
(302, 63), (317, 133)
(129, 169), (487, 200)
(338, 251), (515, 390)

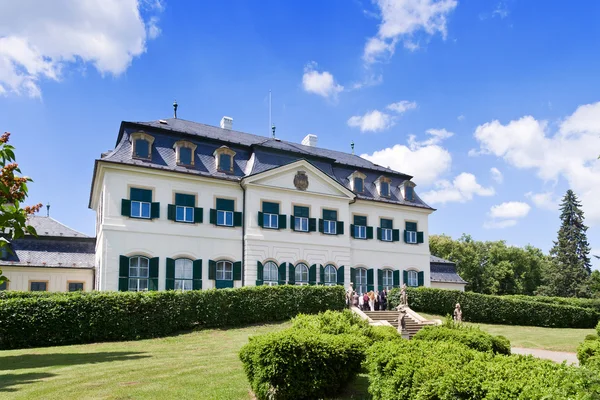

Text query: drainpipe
(240, 180), (246, 286)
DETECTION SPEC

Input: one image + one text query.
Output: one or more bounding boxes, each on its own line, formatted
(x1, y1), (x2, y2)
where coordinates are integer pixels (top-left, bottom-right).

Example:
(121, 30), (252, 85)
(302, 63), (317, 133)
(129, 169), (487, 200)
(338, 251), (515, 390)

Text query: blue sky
(1, 0), (599, 268)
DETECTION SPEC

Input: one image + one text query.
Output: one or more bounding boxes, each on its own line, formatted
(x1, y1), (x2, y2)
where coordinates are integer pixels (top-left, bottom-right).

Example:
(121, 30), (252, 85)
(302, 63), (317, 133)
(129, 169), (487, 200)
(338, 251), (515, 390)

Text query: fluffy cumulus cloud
(360, 128), (452, 185)
(471, 101), (600, 225)
(490, 167), (503, 183)
(525, 191), (559, 211)
(0, 0), (163, 97)
(364, 0), (458, 63)
(420, 173), (495, 205)
(348, 100), (417, 132)
(302, 62), (344, 99)
(484, 201), (531, 229)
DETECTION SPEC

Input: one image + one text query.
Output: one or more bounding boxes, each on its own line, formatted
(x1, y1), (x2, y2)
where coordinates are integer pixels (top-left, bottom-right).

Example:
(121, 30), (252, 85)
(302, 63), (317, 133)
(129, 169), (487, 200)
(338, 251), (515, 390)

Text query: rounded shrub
(578, 339), (600, 366)
(585, 334), (600, 341)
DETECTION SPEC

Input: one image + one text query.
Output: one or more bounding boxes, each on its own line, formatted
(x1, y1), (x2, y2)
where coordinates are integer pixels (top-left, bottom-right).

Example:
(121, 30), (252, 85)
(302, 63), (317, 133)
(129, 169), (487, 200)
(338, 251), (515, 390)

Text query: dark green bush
(388, 287), (599, 328)
(412, 324), (511, 355)
(239, 329), (368, 400)
(367, 339), (600, 400)
(491, 335), (511, 355)
(0, 285), (345, 349)
(508, 294), (600, 313)
(585, 334), (600, 341)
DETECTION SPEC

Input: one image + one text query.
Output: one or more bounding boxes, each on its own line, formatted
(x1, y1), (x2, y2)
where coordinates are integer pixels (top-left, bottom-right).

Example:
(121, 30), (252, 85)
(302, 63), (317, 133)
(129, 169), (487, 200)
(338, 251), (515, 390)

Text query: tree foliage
(0, 132), (42, 285)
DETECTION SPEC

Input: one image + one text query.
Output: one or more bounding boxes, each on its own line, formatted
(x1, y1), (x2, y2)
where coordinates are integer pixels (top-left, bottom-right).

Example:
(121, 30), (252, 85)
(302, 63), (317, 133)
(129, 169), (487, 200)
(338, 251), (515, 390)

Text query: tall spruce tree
(540, 190), (592, 297)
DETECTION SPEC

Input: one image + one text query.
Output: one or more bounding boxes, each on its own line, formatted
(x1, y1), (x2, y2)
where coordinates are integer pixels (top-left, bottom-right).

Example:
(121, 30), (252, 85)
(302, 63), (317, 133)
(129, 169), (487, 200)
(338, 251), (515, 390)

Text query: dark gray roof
(429, 256), (467, 284)
(26, 216), (89, 238)
(95, 118), (434, 210)
(1, 237), (95, 269)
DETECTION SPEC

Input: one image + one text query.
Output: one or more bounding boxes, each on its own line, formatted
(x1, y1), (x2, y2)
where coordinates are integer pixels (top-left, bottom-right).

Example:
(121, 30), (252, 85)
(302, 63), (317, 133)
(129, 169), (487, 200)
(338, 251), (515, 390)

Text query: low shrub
(578, 339), (600, 367)
(585, 334), (600, 341)
(240, 329), (368, 400)
(508, 294), (600, 313)
(491, 335), (511, 355)
(367, 339), (600, 400)
(0, 285), (345, 349)
(412, 322), (511, 355)
(388, 287), (599, 328)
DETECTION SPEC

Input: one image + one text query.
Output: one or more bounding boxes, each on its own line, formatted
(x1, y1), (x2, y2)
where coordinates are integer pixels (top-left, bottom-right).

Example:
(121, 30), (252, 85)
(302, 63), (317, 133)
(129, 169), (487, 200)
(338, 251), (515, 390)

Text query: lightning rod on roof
(173, 100), (178, 119)
(269, 90), (272, 137)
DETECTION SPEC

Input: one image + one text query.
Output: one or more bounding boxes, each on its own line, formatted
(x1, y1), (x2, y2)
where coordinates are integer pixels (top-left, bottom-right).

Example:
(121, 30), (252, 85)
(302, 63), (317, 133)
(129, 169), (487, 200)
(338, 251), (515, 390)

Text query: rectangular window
(30, 281), (47, 291)
(406, 231), (417, 244)
(354, 177), (364, 193)
(217, 210), (234, 226)
(176, 206), (194, 222)
(134, 139), (149, 158)
(354, 225), (366, 239)
(263, 213), (278, 229)
(294, 206), (309, 232)
(408, 271), (419, 287)
(129, 257), (149, 292)
(130, 188), (152, 219)
(219, 154), (231, 172)
(381, 228), (393, 241)
(68, 282), (84, 292)
(323, 220), (336, 234)
(175, 260), (193, 291)
(0, 281), (7, 290)
(216, 261), (233, 280)
(380, 181), (390, 197)
(179, 147), (192, 165)
(405, 186), (414, 201)
(381, 218), (393, 241)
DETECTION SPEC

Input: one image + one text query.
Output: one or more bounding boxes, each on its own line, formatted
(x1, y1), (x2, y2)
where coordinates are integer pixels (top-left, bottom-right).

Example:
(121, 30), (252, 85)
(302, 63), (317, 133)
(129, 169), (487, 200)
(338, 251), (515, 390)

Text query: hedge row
(507, 294), (600, 313)
(413, 323), (511, 355)
(367, 340), (600, 399)
(388, 287), (599, 328)
(0, 285), (345, 349)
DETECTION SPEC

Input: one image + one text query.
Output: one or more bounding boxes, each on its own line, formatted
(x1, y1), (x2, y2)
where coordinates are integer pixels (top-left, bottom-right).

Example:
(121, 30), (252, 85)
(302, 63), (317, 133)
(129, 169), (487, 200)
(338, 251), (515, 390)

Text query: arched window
(264, 261), (279, 286)
(382, 269), (393, 291)
(129, 256), (149, 291)
(217, 261), (233, 281)
(324, 264), (337, 286)
(407, 270), (419, 287)
(131, 132), (154, 160)
(214, 146), (236, 173)
(295, 263), (309, 285)
(174, 140), (197, 166)
(355, 268), (367, 294)
(175, 258), (193, 291)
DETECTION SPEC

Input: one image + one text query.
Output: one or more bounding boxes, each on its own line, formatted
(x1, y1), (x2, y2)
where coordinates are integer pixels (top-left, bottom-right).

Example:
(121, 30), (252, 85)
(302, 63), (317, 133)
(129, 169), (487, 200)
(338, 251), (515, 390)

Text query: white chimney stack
(302, 134), (318, 147)
(220, 116), (233, 130)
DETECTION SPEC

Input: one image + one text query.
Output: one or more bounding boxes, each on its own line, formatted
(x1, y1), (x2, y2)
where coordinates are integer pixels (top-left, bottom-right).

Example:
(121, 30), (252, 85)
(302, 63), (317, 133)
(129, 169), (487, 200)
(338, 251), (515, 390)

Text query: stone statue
(400, 283), (408, 306)
(453, 303), (462, 323)
(346, 283), (354, 308)
(395, 304), (409, 339)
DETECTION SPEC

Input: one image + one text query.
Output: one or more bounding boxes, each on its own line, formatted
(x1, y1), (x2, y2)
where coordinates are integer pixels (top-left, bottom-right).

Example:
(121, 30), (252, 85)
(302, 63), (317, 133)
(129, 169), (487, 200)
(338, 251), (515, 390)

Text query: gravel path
(512, 347), (579, 365)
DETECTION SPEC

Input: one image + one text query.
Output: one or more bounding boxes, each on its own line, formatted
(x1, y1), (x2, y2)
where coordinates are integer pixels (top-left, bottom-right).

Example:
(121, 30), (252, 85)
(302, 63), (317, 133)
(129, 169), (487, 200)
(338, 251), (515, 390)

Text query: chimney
(301, 134), (318, 147)
(220, 116), (233, 130)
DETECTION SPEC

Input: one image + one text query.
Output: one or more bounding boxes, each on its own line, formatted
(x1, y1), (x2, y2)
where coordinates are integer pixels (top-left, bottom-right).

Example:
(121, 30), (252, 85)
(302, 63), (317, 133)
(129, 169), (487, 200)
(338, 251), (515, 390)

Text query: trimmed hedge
(0, 285), (345, 349)
(508, 294), (600, 313)
(388, 287), (599, 328)
(367, 340), (600, 399)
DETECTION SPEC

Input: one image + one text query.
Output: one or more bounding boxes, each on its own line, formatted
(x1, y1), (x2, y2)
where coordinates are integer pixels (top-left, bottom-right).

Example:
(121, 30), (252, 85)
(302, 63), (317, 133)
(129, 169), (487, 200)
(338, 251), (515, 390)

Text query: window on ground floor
(295, 263), (309, 285)
(129, 256), (149, 291)
(407, 270), (419, 287)
(382, 269), (393, 291)
(324, 264), (337, 286)
(175, 258), (194, 291)
(30, 281), (47, 291)
(68, 282), (84, 292)
(355, 268), (367, 294)
(217, 261), (233, 281)
(263, 261), (278, 286)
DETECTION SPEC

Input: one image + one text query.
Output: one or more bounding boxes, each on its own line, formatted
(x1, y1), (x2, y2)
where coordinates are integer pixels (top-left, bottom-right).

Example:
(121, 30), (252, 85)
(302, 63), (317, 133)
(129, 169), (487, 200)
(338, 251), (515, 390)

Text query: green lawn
(418, 313), (594, 352)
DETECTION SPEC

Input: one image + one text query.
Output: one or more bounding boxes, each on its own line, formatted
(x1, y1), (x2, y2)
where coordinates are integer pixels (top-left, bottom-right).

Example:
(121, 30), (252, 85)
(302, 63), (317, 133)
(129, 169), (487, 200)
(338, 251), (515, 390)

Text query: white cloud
(472, 101), (600, 225)
(525, 191), (559, 211)
(457, 114), (465, 121)
(490, 167), (503, 183)
(302, 62), (344, 99)
(420, 172), (495, 205)
(483, 219), (518, 229)
(360, 128), (453, 185)
(0, 0), (162, 97)
(363, 0), (458, 64)
(408, 128), (453, 147)
(489, 201), (531, 219)
(348, 110), (394, 132)
(386, 100), (417, 113)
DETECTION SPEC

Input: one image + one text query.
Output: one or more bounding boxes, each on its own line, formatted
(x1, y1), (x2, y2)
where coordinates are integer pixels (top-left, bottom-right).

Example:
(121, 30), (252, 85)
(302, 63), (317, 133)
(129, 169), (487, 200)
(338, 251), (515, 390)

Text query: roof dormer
(130, 131), (155, 160)
(173, 140), (197, 166)
(375, 176), (392, 198)
(401, 180), (417, 201)
(214, 146), (236, 173)
(348, 171), (366, 193)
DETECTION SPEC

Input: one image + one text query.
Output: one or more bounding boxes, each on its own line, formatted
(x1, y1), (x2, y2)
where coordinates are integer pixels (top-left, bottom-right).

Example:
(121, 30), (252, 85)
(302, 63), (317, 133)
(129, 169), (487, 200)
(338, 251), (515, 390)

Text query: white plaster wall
(0, 266), (94, 292)
(431, 281), (466, 291)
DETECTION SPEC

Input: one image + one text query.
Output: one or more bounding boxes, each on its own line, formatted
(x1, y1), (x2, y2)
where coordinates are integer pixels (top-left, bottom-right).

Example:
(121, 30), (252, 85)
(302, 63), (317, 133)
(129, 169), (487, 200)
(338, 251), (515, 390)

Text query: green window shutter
(289, 215), (295, 231)
(376, 227), (382, 241)
(392, 229), (400, 242)
(193, 259), (202, 280)
(337, 266), (345, 286)
(417, 231), (424, 244)
(175, 193), (195, 207)
(208, 260), (216, 280)
(366, 226), (373, 240)
(418, 271), (424, 286)
(194, 208), (203, 223)
(166, 258), (175, 290)
(210, 209), (217, 225)
(293, 206), (309, 218)
(216, 198), (235, 211)
(288, 264), (296, 285)
(151, 202), (160, 219)
(308, 218), (317, 232)
(336, 221), (344, 235)
(278, 214), (287, 230)
(193, 279), (202, 290)
(323, 209), (337, 220)
(118, 278), (128, 292)
(350, 268), (356, 286)
(233, 262), (242, 280)
(404, 230), (409, 243)
(256, 261), (264, 286)
(367, 268), (374, 292)
(262, 202), (279, 214)
(119, 255), (129, 291)
(377, 269), (383, 291)
(318, 219), (324, 233)
(393, 270), (400, 288)
(257, 211), (264, 228)
(233, 212), (243, 227)
(380, 219), (393, 229)
(350, 224), (355, 238)
(278, 262), (287, 285)
(354, 215), (367, 226)
(149, 257), (159, 291)
(130, 188), (152, 202)
(319, 265), (325, 284)
(309, 265), (317, 285)
(405, 222), (417, 232)
(403, 270), (408, 285)
(167, 204), (176, 221)
(121, 199), (131, 217)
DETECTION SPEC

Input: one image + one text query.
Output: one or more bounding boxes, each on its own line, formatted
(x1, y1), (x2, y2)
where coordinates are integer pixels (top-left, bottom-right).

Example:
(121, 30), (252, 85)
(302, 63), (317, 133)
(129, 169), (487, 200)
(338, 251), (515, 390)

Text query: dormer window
(375, 176), (392, 198)
(130, 132), (154, 160)
(348, 171), (366, 193)
(174, 140), (197, 166)
(214, 146), (236, 173)
(402, 180), (417, 201)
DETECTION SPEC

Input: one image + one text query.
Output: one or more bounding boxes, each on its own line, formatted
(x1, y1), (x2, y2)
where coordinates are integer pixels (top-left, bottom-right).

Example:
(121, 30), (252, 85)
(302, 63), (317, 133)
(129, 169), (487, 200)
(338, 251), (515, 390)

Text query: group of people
(346, 286), (388, 311)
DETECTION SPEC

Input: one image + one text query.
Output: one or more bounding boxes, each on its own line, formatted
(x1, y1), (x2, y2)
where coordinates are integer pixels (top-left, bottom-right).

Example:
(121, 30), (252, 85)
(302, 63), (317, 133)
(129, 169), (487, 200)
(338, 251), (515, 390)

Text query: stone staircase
(361, 309), (438, 339)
